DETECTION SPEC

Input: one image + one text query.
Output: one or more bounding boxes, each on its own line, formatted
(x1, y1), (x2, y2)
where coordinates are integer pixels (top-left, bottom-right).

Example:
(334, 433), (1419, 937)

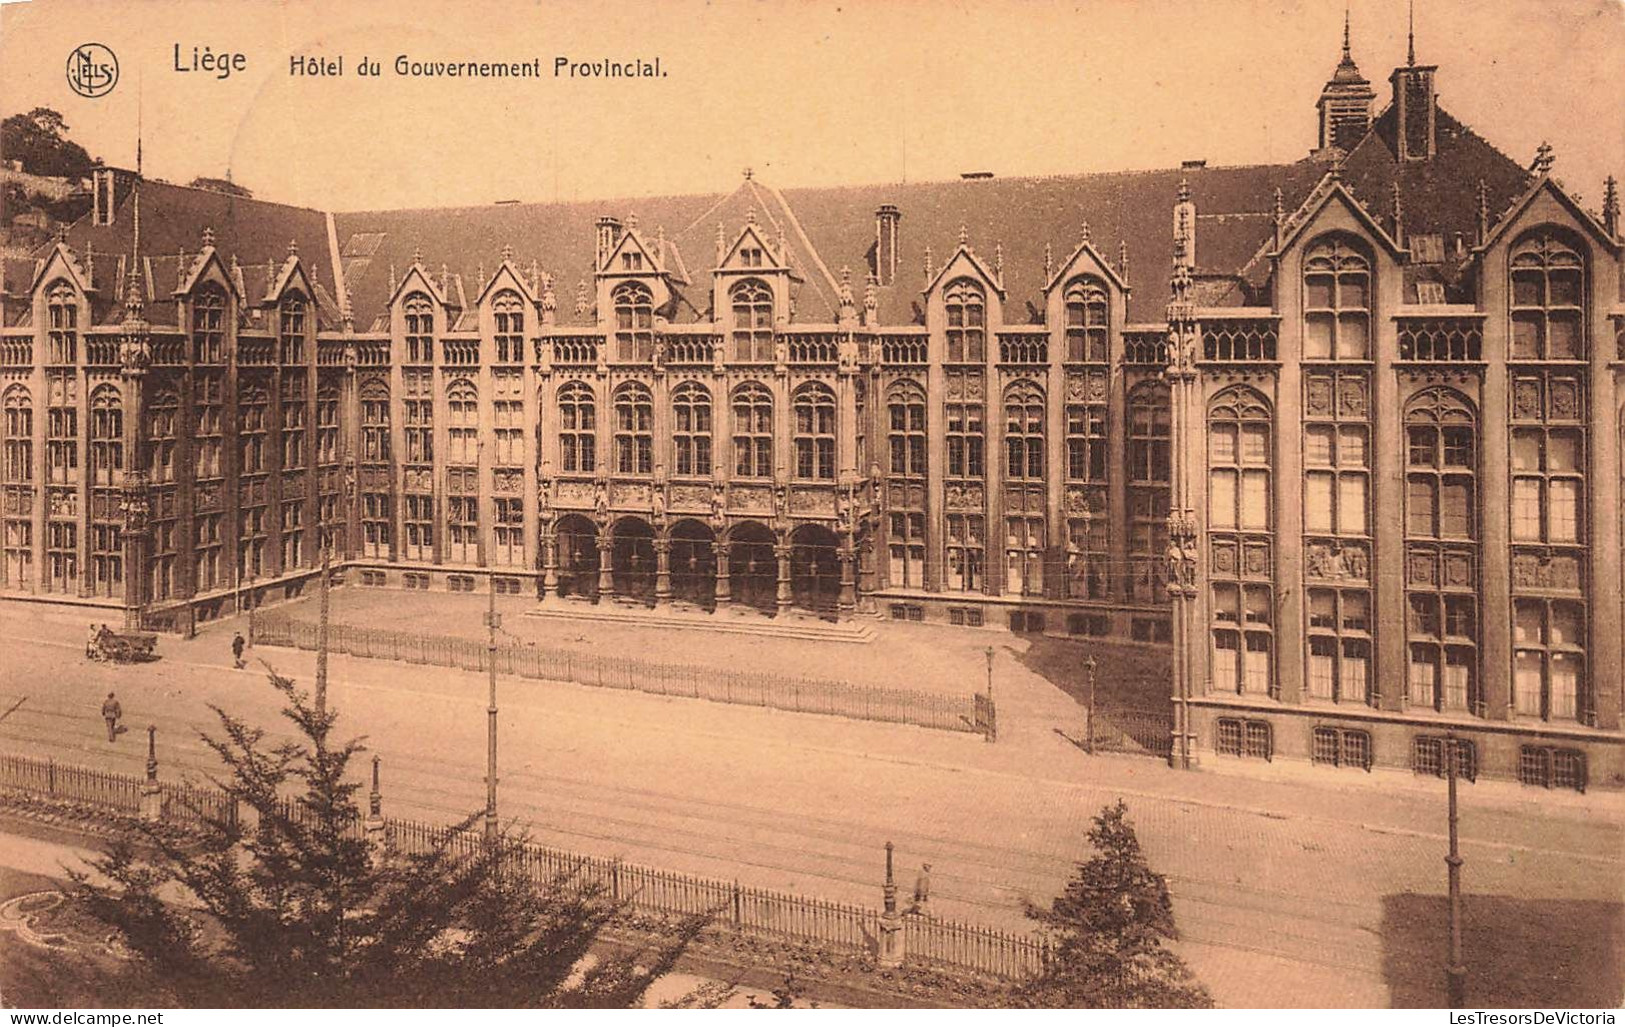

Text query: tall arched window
(945, 279), (986, 362)
(46, 282), (77, 365)
(1064, 278), (1109, 362)
(279, 293), (307, 364)
(671, 382), (712, 477)
(614, 383), (654, 474)
(280, 375), (307, 473)
(88, 386), (122, 487)
(1303, 235), (1370, 360)
(887, 382), (926, 478)
(147, 390), (178, 483)
(1511, 230), (1585, 360)
(731, 280), (774, 362)
(1404, 387), (1479, 714)
(404, 293), (434, 364)
(613, 282), (654, 362)
(794, 384), (836, 481)
(1004, 383), (1044, 481)
(1126, 383), (1171, 604)
(558, 381), (595, 473)
(1208, 387), (1274, 697)
(732, 383), (773, 478)
(446, 380), (478, 465)
(493, 290), (525, 364)
(3, 387), (33, 588)
(191, 285), (226, 363)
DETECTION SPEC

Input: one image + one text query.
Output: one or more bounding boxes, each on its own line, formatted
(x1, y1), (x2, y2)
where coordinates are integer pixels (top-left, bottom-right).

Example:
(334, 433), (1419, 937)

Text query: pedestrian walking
(231, 632), (246, 669)
(101, 691), (122, 742)
(87, 622), (103, 661)
(909, 862), (932, 916)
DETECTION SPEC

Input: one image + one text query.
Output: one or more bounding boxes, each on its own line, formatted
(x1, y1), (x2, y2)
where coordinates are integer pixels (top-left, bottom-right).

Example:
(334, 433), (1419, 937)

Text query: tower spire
(1407, 0), (1416, 66)
(1343, 5), (1351, 62)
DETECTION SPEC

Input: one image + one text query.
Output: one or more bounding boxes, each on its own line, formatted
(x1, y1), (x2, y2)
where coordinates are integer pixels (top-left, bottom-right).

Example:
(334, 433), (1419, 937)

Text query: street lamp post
(1445, 733), (1467, 1006)
(485, 574), (500, 845)
(1084, 654), (1098, 755)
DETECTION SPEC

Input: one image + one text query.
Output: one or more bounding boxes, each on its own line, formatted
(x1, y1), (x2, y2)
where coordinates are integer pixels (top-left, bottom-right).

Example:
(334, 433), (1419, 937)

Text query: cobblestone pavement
(2, 596), (1620, 1008)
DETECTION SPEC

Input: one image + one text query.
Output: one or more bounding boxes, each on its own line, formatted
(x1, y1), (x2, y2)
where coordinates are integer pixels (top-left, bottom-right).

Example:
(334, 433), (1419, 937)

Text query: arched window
(192, 285), (226, 363)
(447, 380), (478, 465)
(614, 383), (653, 474)
(317, 385), (340, 466)
(404, 293), (434, 364)
(731, 280), (774, 362)
(88, 386), (122, 487)
(493, 290), (525, 364)
(945, 279), (986, 362)
(1208, 387), (1274, 697)
(193, 375), (222, 480)
(1064, 278), (1109, 362)
(280, 375), (307, 473)
(613, 282), (654, 362)
(558, 382), (596, 473)
(1127, 383), (1171, 604)
(732, 383), (773, 478)
(238, 384), (268, 475)
(1404, 388), (1479, 714)
(1303, 236), (1370, 360)
(279, 293), (307, 364)
(3, 387), (34, 588)
(887, 382), (926, 478)
(671, 382), (712, 478)
(1511, 230), (1585, 360)
(46, 282), (76, 365)
(793, 384), (836, 481)
(1004, 383), (1045, 481)
(148, 390), (178, 483)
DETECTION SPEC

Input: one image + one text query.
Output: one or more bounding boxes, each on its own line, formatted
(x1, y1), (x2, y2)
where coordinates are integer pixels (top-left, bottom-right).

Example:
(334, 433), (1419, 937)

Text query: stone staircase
(521, 598), (876, 643)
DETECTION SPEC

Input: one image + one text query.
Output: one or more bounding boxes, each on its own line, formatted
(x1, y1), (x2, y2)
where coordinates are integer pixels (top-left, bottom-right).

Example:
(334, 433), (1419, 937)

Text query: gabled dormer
(923, 229), (1006, 361)
(595, 217), (682, 332)
(1044, 224), (1129, 363)
(712, 212), (802, 350)
(476, 251), (537, 365)
(29, 240), (97, 298)
(390, 260), (451, 365)
(173, 228), (243, 304)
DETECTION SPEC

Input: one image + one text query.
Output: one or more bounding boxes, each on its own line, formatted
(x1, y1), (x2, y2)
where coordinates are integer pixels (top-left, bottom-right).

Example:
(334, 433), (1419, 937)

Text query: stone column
(596, 529), (614, 599)
(540, 525), (559, 598)
(713, 539), (732, 605)
(877, 841), (905, 968)
(774, 540), (792, 614)
(653, 535), (672, 604)
(837, 541), (857, 619)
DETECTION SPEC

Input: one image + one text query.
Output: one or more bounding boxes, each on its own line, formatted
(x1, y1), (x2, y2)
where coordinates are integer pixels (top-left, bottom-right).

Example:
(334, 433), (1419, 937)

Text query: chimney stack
(875, 204), (901, 287)
(595, 215), (623, 271)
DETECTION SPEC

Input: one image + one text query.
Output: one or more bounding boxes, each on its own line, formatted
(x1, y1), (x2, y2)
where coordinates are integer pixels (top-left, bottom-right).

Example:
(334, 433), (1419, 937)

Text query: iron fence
(252, 615), (976, 733)
(1087, 707), (1175, 758)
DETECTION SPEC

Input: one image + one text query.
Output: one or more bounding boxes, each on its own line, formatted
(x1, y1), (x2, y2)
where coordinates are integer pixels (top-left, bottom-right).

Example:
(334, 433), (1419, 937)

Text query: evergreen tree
(71, 669), (699, 1007)
(1012, 800), (1211, 1008)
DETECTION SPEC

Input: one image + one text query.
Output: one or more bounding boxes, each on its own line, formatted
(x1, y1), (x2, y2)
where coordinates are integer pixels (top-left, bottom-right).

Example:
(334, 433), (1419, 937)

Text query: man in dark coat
(101, 692), (122, 742)
(232, 632), (247, 669)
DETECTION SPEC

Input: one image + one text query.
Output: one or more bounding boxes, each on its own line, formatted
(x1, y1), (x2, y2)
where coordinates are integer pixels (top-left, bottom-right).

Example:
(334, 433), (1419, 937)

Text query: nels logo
(67, 43), (119, 98)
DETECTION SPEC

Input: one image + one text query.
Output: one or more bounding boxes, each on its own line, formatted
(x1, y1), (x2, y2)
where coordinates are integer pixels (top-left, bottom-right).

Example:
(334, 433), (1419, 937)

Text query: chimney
(1315, 12), (1376, 155)
(1389, 15), (1438, 164)
(91, 165), (138, 227)
(875, 204), (901, 287)
(595, 215), (623, 271)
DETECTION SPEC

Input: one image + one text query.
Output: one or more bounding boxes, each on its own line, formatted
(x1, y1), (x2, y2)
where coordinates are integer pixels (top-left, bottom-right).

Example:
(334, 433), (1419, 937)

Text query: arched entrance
(669, 519), (716, 609)
(555, 515), (600, 600)
(729, 521), (778, 616)
(612, 518), (656, 603)
(790, 524), (842, 618)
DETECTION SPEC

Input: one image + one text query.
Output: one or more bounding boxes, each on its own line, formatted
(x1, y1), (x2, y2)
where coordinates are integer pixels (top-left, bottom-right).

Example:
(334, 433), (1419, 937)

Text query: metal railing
(251, 614), (977, 734)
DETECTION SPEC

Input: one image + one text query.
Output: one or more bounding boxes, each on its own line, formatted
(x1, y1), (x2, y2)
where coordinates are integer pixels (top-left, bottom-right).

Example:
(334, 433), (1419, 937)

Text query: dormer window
(945, 279), (985, 362)
(621, 252), (644, 272)
(741, 247), (765, 268)
(1304, 236), (1370, 361)
(730, 280), (774, 362)
(493, 290), (524, 364)
(613, 282), (654, 361)
(404, 293), (433, 364)
(46, 282), (77, 365)
(279, 293), (307, 365)
(1064, 278), (1109, 362)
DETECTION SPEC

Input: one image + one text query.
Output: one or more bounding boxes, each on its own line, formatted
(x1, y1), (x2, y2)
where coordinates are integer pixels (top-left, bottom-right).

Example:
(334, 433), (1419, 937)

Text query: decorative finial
(1080, 219), (1091, 244)
(958, 223), (968, 246)
(1477, 179), (1489, 243)
(1603, 175), (1620, 239)
(440, 263), (449, 294)
(1533, 141), (1555, 176)
(1391, 180), (1405, 245)
(778, 228), (788, 263)
(1330, 153), (1343, 182)
(1407, 0), (1416, 66)
(839, 265), (854, 308)
(746, 207), (757, 227)
(1273, 187), (1285, 249)
(388, 261), (397, 295)
(1343, 5), (1352, 61)
(478, 260), (487, 286)
(924, 244), (934, 283)
(529, 258), (540, 291)
(56, 223), (68, 244)
(716, 222), (726, 265)
(574, 278), (588, 317)
(202, 226), (215, 248)
(502, 242), (514, 263)
(1043, 241), (1053, 281)
(287, 238), (298, 260)
(627, 212), (639, 231)
(994, 241), (1004, 278)
(412, 245), (423, 266)
(743, 167), (753, 181)
(1118, 239), (1129, 277)
(863, 273), (878, 318)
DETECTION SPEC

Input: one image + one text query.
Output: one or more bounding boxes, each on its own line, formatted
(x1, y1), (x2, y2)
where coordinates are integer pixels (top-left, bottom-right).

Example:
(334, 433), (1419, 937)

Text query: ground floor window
(1214, 717), (1272, 760)
(945, 514), (983, 593)
(1311, 727), (1372, 770)
(1212, 583), (1273, 696)
(46, 520), (76, 592)
(1306, 587), (1370, 704)
(362, 493), (391, 559)
(1512, 599), (1585, 722)
(888, 512), (925, 588)
(4, 518), (32, 586)
(1005, 516), (1044, 596)
(494, 497), (523, 566)
(447, 496), (479, 564)
(403, 495), (433, 562)
(1518, 745), (1586, 792)
(1413, 736), (1476, 781)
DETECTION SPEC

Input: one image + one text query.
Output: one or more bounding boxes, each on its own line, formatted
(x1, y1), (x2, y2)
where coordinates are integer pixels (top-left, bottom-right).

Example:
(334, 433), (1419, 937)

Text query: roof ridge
(144, 177), (328, 217)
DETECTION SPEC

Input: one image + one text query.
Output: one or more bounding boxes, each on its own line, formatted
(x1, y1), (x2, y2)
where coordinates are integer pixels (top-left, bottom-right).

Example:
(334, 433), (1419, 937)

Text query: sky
(0, 0), (1621, 213)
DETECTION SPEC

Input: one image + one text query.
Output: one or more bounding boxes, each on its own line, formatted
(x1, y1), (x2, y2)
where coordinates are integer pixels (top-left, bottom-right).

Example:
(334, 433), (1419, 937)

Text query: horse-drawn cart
(87, 626), (159, 664)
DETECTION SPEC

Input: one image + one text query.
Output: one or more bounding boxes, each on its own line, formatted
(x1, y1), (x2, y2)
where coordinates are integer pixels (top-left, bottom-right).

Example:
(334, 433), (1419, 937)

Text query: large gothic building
(2, 34), (1621, 788)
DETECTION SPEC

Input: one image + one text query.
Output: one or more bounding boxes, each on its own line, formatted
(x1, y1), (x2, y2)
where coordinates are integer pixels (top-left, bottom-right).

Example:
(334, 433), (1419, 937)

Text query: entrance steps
(521, 598), (876, 643)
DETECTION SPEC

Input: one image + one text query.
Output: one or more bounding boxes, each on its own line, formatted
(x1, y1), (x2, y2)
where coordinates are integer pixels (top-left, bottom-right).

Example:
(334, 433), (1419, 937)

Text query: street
(1, 595), (1621, 1008)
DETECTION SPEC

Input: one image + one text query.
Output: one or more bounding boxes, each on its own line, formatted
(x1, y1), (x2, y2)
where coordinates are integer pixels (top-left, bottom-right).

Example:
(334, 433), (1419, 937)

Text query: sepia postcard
(0, 0), (1621, 1014)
